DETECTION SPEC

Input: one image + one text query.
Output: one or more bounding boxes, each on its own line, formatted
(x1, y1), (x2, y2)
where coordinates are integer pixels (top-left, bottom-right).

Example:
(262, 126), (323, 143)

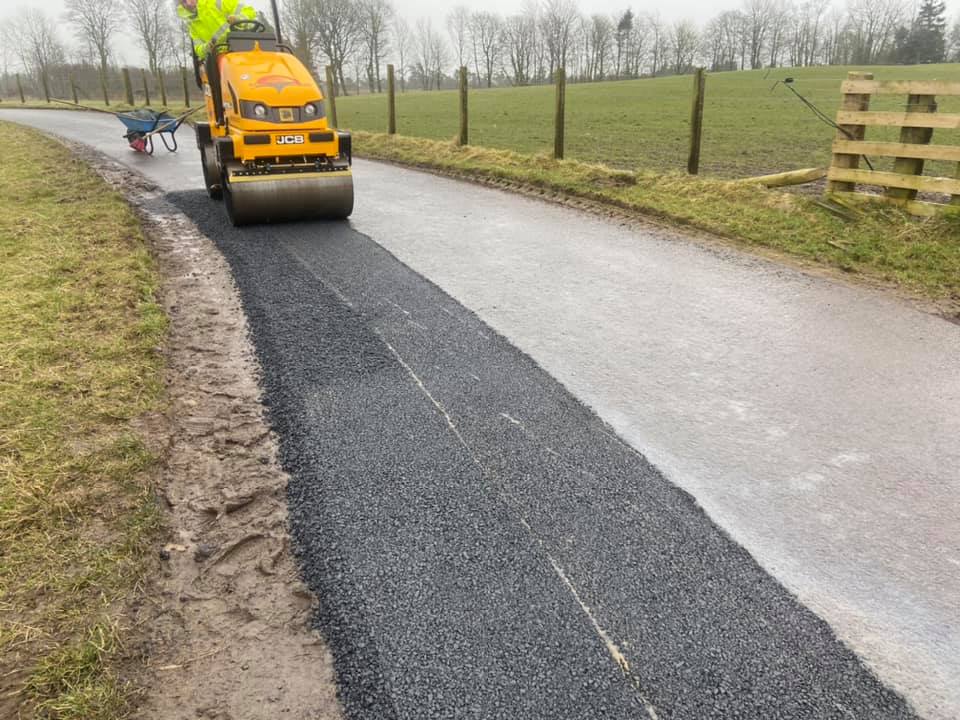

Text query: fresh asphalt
(1, 113), (956, 718)
(165, 190), (914, 719)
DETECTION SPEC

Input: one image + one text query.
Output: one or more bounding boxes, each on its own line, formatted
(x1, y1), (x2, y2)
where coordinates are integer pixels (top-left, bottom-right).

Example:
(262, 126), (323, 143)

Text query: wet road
(4, 110), (957, 719)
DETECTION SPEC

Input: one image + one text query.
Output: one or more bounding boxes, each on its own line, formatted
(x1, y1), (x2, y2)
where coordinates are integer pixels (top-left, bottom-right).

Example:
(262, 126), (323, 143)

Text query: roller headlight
(253, 103), (268, 118)
(304, 103), (317, 117)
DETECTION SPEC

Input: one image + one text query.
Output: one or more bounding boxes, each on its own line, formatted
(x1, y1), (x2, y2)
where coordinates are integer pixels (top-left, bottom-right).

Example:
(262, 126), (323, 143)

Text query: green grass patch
(0, 121), (167, 718)
(339, 64), (960, 178)
(353, 131), (960, 304)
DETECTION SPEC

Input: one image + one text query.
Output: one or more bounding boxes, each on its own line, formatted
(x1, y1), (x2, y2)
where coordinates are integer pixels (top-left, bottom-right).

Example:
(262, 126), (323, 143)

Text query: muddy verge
(68, 143), (343, 720)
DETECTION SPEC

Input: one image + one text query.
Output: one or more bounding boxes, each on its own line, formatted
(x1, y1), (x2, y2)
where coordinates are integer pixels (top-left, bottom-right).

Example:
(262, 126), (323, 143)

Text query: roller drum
(224, 171), (354, 226)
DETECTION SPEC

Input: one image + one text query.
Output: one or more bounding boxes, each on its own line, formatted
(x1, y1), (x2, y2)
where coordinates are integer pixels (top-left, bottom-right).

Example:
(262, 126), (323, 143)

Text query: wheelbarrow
(52, 99), (201, 154)
(117, 108), (189, 154)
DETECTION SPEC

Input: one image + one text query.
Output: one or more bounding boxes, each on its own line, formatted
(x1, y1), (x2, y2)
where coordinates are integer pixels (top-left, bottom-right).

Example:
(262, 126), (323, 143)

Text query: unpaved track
(4, 110), (957, 719)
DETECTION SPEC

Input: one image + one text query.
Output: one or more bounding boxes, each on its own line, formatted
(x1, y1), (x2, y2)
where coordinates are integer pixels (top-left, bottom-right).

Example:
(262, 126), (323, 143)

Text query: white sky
(5, 0), (716, 67)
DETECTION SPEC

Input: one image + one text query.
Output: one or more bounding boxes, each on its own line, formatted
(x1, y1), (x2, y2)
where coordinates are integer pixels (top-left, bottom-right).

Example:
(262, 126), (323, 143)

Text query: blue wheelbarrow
(117, 108), (187, 154)
(52, 99), (201, 155)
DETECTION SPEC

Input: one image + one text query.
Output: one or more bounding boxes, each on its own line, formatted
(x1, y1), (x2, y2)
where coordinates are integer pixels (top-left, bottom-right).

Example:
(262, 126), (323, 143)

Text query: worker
(176, 0), (257, 124)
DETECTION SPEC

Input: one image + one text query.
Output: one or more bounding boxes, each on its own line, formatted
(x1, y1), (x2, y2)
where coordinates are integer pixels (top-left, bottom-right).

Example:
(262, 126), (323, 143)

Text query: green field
(337, 64), (960, 179)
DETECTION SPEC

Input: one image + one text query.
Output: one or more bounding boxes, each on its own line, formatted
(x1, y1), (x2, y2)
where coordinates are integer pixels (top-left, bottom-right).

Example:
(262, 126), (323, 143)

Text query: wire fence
(0, 66), (203, 108)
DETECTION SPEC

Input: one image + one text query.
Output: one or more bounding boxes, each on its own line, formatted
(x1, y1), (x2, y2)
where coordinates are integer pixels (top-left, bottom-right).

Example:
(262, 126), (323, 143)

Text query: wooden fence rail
(827, 72), (960, 215)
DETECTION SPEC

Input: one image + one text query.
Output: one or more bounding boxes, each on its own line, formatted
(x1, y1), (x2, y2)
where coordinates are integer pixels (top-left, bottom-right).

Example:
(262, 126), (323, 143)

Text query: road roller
(192, 1), (353, 226)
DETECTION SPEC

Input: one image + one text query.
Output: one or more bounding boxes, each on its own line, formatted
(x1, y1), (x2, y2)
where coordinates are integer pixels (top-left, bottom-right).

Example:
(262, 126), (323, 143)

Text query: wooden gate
(826, 71), (960, 216)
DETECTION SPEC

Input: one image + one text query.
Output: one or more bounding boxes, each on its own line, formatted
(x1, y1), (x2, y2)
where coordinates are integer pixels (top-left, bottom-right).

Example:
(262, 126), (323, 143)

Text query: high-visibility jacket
(177, 0), (257, 60)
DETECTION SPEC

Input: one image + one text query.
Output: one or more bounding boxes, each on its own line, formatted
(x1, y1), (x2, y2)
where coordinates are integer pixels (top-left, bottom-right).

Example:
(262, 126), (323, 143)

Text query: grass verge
(0, 120), (166, 718)
(354, 131), (960, 307)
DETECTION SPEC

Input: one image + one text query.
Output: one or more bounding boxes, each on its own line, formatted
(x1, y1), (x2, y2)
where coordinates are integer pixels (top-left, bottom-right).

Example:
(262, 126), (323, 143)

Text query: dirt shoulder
(0, 121), (343, 720)
(83, 147), (344, 720)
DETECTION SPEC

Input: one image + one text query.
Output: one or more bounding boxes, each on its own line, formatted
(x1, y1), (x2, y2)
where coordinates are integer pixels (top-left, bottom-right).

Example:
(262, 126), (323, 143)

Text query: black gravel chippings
(168, 190), (918, 720)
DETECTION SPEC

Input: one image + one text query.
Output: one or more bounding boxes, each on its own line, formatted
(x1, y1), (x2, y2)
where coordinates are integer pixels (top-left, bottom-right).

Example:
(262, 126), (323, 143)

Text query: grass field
(337, 64), (960, 178)
(0, 122), (166, 719)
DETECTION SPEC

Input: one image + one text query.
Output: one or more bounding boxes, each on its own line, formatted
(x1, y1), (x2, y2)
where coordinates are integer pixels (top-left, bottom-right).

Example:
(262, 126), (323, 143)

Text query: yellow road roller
(192, 2), (353, 226)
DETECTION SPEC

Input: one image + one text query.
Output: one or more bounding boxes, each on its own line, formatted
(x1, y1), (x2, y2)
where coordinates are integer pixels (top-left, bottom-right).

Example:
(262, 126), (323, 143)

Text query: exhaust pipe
(270, 0), (283, 46)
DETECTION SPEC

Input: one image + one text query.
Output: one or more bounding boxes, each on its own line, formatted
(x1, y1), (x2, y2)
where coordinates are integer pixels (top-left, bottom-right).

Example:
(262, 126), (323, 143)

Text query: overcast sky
(8, 0), (717, 67)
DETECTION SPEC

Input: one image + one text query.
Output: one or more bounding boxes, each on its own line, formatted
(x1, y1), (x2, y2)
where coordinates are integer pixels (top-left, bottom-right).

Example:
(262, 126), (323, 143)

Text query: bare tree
(172, 20), (195, 71)
(392, 15), (412, 90)
(281, 0), (320, 74)
(622, 14), (649, 76)
(765, 0), (792, 66)
(360, 0), (392, 92)
(741, 0), (776, 68)
(820, 6), (850, 64)
(582, 14), (614, 81)
(64, 0), (121, 99)
(540, 0), (580, 78)
(124, 0), (174, 76)
(413, 18), (447, 90)
(788, 0), (830, 66)
(503, 11), (537, 85)
(446, 5), (471, 70)
(315, 0), (363, 95)
(704, 10), (744, 70)
(846, 0), (906, 63)
(469, 11), (502, 88)
(529, 3), (548, 82)
(669, 19), (699, 73)
(9, 8), (65, 86)
(647, 12), (668, 76)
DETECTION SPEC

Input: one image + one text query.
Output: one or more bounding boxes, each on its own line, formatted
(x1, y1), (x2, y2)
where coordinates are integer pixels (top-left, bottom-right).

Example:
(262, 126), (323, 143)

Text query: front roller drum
(223, 171), (354, 227)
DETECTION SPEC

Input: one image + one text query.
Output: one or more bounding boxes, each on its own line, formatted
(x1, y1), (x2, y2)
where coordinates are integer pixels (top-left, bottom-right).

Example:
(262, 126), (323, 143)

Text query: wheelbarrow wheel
(200, 143), (223, 200)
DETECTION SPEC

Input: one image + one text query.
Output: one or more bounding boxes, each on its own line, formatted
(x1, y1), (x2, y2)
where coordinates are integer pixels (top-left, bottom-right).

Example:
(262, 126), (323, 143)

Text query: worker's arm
(223, 0), (257, 23)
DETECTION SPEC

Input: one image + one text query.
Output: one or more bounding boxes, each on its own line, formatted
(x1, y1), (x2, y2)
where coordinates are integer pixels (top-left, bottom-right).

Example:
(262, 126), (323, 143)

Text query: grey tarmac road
(4, 110), (957, 719)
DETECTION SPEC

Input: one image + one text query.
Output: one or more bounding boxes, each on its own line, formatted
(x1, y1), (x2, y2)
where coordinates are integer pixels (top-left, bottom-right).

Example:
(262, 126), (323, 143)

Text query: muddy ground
(73, 144), (343, 720)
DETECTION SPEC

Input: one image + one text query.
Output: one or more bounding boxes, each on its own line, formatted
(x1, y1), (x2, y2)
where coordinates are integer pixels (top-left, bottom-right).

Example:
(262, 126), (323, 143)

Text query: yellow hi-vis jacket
(177, 0), (257, 60)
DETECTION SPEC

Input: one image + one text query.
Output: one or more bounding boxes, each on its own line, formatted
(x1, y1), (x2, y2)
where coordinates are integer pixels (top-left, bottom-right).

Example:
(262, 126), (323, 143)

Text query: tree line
(1, 0), (958, 100)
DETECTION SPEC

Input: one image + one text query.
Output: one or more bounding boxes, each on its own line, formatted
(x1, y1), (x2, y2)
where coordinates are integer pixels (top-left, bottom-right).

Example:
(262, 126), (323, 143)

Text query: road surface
(4, 109), (957, 719)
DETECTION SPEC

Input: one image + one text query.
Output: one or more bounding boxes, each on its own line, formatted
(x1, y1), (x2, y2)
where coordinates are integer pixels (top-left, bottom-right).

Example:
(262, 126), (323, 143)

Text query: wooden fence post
(181, 66), (190, 107)
(554, 67), (566, 160)
(387, 64), (396, 135)
(886, 92), (937, 202)
(325, 65), (338, 128)
(69, 73), (79, 105)
(158, 70), (167, 106)
(16, 74), (25, 103)
(41, 73), (51, 103)
(141, 68), (151, 106)
(827, 71), (873, 193)
(122, 68), (134, 106)
(458, 66), (468, 146)
(687, 67), (706, 175)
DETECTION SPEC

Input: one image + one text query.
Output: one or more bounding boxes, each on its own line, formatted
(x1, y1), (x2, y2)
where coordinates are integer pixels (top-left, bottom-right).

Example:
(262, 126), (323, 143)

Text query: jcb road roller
(192, 1), (353, 226)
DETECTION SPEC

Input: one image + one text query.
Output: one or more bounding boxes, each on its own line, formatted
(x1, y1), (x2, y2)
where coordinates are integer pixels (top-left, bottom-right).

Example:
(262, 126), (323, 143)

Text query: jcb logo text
(277, 135), (305, 145)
